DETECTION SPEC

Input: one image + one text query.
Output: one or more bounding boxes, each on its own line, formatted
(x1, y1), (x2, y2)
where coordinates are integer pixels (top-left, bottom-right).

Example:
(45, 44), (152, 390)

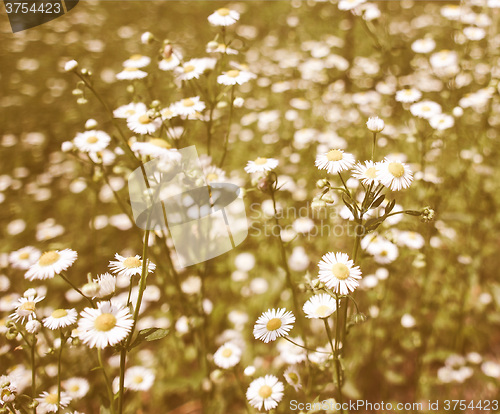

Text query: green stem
(325, 318), (344, 414)
(372, 132), (377, 161)
(59, 273), (94, 307)
(284, 337), (331, 354)
(31, 334), (36, 414)
(97, 348), (115, 414)
(56, 330), (64, 414)
(219, 86), (235, 168)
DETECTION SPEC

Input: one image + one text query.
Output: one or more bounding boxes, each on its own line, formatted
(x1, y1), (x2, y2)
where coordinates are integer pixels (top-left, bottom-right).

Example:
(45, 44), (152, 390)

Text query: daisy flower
(77, 301), (133, 349)
(174, 59), (207, 81)
(244, 157), (279, 174)
(124, 366), (155, 391)
(217, 69), (256, 86)
(43, 308), (78, 330)
(113, 102), (147, 119)
(315, 149), (355, 174)
(429, 114), (454, 130)
(204, 165), (227, 183)
(410, 100), (442, 119)
(10, 294), (45, 323)
(373, 241), (399, 264)
(303, 293), (337, 319)
(395, 88), (422, 103)
(352, 161), (380, 186)
(253, 308), (295, 343)
(246, 375), (284, 412)
(131, 139), (180, 159)
(36, 391), (72, 413)
(208, 8), (240, 26)
(73, 131), (111, 153)
(172, 97), (206, 117)
(366, 116), (385, 132)
(123, 54), (151, 69)
(430, 50), (458, 69)
(338, 0), (366, 10)
(9, 246), (41, 270)
(207, 43), (238, 55)
(284, 366), (302, 392)
(158, 54), (181, 71)
(411, 38), (436, 53)
(108, 254), (156, 278)
(318, 252), (362, 295)
(116, 67), (148, 80)
(377, 158), (413, 191)
(63, 377), (90, 399)
(127, 113), (161, 135)
(25, 249), (78, 281)
(93, 273), (117, 298)
(213, 342), (242, 369)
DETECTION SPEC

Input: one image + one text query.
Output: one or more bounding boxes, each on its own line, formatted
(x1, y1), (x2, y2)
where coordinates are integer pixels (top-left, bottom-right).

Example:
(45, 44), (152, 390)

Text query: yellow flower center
(20, 302), (36, 312)
(45, 393), (58, 405)
(138, 114), (150, 124)
(365, 167), (377, 179)
(52, 309), (68, 319)
(226, 70), (240, 78)
(222, 348), (233, 358)
(18, 252), (30, 260)
(133, 375), (144, 384)
(421, 105), (430, 112)
(206, 173), (218, 182)
(39, 251), (60, 267)
(332, 263), (349, 280)
(94, 313), (117, 332)
(123, 257), (141, 268)
(287, 373), (299, 383)
(254, 157), (268, 165)
(404, 89), (413, 95)
(217, 8), (230, 16)
(182, 98), (195, 107)
(70, 385), (80, 392)
(266, 318), (282, 331)
(388, 162), (405, 178)
(130, 54), (143, 60)
(149, 138), (171, 149)
(183, 65), (195, 73)
(124, 67), (138, 72)
(258, 385), (273, 399)
(86, 135), (98, 144)
(315, 305), (332, 317)
(326, 149), (343, 162)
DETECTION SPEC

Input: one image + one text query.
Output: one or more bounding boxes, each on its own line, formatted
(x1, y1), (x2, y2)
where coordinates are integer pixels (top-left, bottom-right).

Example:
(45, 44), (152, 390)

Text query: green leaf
(129, 327), (169, 350)
(385, 199), (396, 215)
(371, 194), (385, 209)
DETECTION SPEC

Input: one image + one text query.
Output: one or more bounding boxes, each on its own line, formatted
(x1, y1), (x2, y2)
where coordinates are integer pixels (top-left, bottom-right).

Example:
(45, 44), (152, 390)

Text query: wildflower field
(1, 0), (500, 413)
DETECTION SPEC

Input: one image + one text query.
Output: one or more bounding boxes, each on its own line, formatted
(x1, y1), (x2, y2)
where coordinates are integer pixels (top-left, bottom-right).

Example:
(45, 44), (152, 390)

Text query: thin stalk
(325, 318), (344, 414)
(97, 349), (115, 414)
(31, 334), (36, 414)
(284, 337), (331, 354)
(56, 330), (64, 414)
(59, 273), (94, 307)
(219, 86), (235, 168)
(371, 132), (377, 161)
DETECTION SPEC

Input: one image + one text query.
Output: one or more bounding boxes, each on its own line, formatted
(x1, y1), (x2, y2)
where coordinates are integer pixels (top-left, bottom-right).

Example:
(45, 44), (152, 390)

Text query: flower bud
(85, 119), (98, 130)
(352, 313), (367, 324)
(366, 116), (385, 132)
(64, 60), (78, 72)
(162, 44), (173, 59)
(24, 288), (37, 298)
(82, 282), (100, 297)
(316, 179), (329, 189)
(233, 97), (244, 108)
(26, 320), (41, 334)
(141, 31), (154, 45)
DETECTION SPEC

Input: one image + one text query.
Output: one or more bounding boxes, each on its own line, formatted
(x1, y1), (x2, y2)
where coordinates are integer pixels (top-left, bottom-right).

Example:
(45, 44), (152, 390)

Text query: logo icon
(4, 0), (79, 33)
(128, 146), (248, 268)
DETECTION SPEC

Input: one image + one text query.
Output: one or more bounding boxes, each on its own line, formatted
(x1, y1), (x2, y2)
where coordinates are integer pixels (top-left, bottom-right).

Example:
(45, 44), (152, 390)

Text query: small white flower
(411, 38), (436, 53)
(64, 60), (78, 72)
(244, 157), (279, 174)
(43, 308), (78, 330)
(9, 246), (41, 270)
(172, 97), (206, 117)
(131, 139), (180, 160)
(36, 391), (72, 413)
(158, 55), (181, 71)
(123, 54), (151, 69)
(315, 149), (355, 175)
(377, 158), (413, 191)
(127, 112), (162, 135)
(338, 0), (366, 11)
(352, 161), (380, 186)
(253, 308), (295, 343)
(108, 254), (156, 278)
(141, 32), (154, 44)
(213, 342), (242, 369)
(175, 59), (208, 81)
(318, 252), (362, 295)
(26, 319), (42, 334)
(303, 293), (337, 319)
(77, 301), (134, 349)
(93, 273), (117, 298)
(116, 67), (148, 80)
(283, 366), (302, 392)
(246, 375), (284, 411)
(366, 116), (385, 132)
(113, 102), (147, 119)
(395, 88), (422, 103)
(208, 8), (240, 26)
(410, 100), (442, 119)
(430, 50), (458, 69)
(10, 295), (44, 323)
(63, 377), (90, 399)
(124, 366), (155, 391)
(429, 114), (454, 130)
(217, 70), (256, 86)
(73, 131), (111, 153)
(25, 249), (78, 281)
